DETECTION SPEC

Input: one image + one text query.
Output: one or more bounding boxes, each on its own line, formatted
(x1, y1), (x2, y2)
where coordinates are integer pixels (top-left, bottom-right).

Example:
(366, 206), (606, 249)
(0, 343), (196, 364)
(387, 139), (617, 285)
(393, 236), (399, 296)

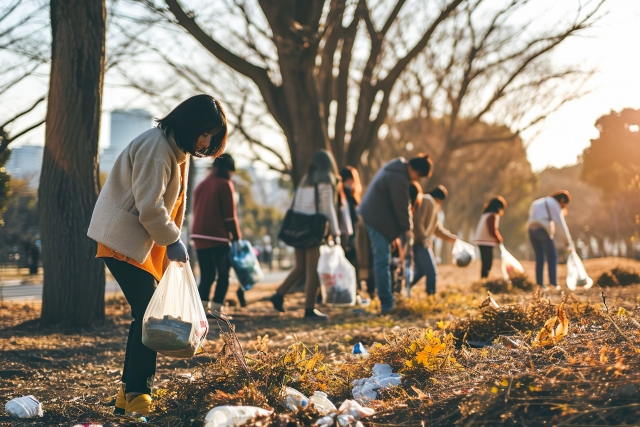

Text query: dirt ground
(1, 257), (640, 426)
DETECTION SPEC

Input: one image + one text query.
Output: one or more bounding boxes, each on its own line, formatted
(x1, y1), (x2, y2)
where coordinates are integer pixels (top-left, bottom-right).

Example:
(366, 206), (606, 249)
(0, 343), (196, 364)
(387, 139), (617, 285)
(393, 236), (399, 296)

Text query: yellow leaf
(617, 307), (628, 318)
(406, 360), (413, 368)
(481, 348), (488, 358)
(430, 377), (438, 384)
(500, 379), (509, 387)
(533, 302), (569, 347)
(301, 346), (307, 361)
(410, 342), (418, 352)
(491, 387), (499, 394)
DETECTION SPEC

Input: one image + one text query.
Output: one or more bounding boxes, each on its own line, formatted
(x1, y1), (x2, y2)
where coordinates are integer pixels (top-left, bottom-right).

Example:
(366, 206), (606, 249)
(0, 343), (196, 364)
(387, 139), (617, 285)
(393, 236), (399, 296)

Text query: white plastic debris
(314, 399), (375, 427)
(283, 387), (309, 411)
(5, 395), (43, 418)
(204, 406), (271, 427)
(352, 364), (402, 402)
(309, 391), (337, 416)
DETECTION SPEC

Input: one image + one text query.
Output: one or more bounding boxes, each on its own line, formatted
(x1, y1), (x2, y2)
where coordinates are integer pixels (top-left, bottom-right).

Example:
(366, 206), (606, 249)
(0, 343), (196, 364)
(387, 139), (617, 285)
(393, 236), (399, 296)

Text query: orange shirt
(97, 163), (186, 282)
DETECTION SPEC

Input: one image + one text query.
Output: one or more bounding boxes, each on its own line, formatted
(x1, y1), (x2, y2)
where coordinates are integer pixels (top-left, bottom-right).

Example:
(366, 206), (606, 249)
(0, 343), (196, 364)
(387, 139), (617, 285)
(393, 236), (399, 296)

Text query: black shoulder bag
(278, 184), (329, 248)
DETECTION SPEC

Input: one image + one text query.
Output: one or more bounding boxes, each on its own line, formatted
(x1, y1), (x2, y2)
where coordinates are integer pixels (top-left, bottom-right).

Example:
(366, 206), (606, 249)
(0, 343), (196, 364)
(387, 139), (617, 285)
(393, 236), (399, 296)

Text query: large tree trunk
(39, 0), (106, 326)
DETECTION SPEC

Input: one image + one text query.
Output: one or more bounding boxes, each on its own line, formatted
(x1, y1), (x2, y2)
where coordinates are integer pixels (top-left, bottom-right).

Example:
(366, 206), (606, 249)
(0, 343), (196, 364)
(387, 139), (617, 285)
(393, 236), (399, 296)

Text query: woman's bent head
(157, 94), (228, 158)
(483, 196), (507, 215)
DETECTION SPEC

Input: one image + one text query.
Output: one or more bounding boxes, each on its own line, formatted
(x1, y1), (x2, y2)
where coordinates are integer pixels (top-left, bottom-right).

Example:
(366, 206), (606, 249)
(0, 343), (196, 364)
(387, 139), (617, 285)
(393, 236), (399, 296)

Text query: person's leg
(541, 232), (558, 285)
(425, 247), (438, 295)
(304, 246), (322, 310)
(196, 248), (217, 303)
(103, 258), (157, 395)
(276, 248), (305, 295)
(366, 225), (393, 312)
(479, 246), (493, 278)
(211, 245), (231, 305)
(411, 244), (427, 292)
(528, 228), (546, 286)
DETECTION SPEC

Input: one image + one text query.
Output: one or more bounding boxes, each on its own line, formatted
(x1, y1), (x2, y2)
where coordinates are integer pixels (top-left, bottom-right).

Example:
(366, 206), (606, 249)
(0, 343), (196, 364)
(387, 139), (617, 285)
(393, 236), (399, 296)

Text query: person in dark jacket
(191, 153), (242, 312)
(358, 154), (433, 313)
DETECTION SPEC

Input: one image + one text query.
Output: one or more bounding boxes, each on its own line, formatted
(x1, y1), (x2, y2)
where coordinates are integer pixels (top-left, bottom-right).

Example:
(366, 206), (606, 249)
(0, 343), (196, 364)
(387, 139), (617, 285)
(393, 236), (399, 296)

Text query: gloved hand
(166, 239), (189, 263)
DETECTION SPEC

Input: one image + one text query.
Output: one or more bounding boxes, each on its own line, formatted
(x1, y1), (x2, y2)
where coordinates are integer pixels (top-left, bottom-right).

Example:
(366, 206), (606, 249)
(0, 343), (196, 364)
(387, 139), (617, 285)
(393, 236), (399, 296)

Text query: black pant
(479, 245), (494, 278)
(197, 245), (231, 304)
(103, 258), (157, 394)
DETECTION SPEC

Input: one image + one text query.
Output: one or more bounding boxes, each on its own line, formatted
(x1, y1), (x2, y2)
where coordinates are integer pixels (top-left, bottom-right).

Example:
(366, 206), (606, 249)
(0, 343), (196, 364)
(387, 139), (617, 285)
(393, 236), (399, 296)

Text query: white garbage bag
(451, 240), (475, 267)
(566, 249), (593, 290)
(317, 244), (357, 307)
(142, 262), (209, 358)
(500, 244), (524, 280)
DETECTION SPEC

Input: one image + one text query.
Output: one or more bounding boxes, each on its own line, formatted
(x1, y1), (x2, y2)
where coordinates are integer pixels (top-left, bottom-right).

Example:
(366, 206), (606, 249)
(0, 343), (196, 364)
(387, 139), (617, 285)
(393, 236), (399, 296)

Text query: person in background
(527, 190), (573, 290)
(191, 153), (242, 310)
(270, 150), (341, 320)
(474, 196), (507, 279)
(88, 94), (227, 417)
(410, 184), (457, 296)
(358, 154), (433, 313)
(339, 166), (362, 268)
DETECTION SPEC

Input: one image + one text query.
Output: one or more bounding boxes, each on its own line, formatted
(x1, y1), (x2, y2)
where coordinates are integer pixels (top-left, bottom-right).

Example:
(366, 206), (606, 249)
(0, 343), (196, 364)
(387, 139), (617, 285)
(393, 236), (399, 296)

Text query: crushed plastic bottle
(5, 395), (43, 418)
(283, 387), (309, 411)
(352, 364), (402, 402)
(309, 391), (337, 416)
(204, 406), (271, 427)
(352, 343), (369, 358)
(314, 399), (375, 427)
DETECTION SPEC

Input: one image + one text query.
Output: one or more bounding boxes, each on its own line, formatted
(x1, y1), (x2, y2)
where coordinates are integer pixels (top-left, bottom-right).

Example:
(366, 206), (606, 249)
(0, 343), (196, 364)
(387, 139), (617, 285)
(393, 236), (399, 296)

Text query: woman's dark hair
(428, 185), (448, 201)
(340, 166), (362, 204)
(550, 190), (571, 205)
(213, 153), (235, 179)
(301, 150), (339, 187)
(408, 153), (433, 177)
(409, 181), (423, 211)
(483, 196), (507, 214)
(156, 94), (228, 158)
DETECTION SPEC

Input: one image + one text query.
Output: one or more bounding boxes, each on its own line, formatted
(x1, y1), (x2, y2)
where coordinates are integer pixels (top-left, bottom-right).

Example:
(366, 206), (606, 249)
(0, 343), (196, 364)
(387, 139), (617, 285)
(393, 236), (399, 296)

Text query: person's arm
(388, 175), (412, 233)
(320, 184), (340, 237)
(486, 214), (503, 243)
(550, 200), (572, 245)
(131, 151), (181, 246)
(434, 222), (457, 243)
(220, 180), (241, 241)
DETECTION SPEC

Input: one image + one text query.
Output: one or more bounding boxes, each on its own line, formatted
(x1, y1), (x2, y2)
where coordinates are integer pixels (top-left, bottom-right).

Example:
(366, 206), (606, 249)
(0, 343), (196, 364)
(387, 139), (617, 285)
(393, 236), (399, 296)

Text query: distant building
(5, 144), (44, 188)
(100, 109), (153, 173)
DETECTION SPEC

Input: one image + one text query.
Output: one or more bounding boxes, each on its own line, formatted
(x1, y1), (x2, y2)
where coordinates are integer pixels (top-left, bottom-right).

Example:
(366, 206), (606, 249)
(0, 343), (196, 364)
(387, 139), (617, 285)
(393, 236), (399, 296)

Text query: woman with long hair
(527, 190), (573, 290)
(474, 196), (507, 279)
(191, 153), (242, 311)
(270, 150), (341, 320)
(88, 94), (228, 417)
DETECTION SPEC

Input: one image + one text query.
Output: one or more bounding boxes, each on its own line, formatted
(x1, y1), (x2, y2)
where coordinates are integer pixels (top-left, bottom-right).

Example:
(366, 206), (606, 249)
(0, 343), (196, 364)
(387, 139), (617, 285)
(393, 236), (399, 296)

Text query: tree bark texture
(39, 0), (106, 326)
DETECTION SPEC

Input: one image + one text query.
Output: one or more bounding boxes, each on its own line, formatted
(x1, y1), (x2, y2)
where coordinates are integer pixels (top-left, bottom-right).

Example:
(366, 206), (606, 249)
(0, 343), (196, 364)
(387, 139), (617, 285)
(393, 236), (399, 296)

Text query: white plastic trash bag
(317, 244), (357, 307)
(500, 243), (524, 280)
(452, 240), (475, 267)
(142, 262), (209, 358)
(566, 249), (593, 290)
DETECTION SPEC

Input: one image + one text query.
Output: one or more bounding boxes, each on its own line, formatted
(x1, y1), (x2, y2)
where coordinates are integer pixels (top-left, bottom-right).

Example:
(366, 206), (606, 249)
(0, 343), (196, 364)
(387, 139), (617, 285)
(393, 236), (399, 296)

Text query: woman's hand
(166, 239), (189, 263)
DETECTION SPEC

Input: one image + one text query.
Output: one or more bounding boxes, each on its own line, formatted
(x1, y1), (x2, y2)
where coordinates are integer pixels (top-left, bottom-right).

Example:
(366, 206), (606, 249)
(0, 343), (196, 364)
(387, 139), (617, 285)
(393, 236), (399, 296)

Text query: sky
(3, 0), (640, 173)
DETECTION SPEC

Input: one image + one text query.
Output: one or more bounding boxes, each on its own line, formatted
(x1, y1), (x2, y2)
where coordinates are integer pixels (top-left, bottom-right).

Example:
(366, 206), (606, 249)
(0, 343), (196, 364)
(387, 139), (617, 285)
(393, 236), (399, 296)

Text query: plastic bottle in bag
(309, 391), (337, 415)
(142, 262), (209, 358)
(5, 395), (43, 418)
(452, 240), (475, 267)
(204, 406), (271, 427)
(317, 244), (357, 306)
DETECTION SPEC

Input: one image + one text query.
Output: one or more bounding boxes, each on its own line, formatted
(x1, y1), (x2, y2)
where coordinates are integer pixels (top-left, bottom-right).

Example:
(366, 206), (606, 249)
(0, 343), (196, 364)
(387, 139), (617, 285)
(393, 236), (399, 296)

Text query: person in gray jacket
(358, 154), (433, 313)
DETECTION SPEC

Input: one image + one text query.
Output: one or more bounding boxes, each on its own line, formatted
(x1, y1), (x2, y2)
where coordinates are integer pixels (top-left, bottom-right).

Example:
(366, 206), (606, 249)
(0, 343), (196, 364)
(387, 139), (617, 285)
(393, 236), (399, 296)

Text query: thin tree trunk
(39, 0), (106, 326)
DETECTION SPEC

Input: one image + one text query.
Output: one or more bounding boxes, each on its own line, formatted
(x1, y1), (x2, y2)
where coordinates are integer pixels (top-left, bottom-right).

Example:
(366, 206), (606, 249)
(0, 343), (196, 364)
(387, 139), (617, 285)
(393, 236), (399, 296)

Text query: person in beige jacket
(410, 184), (457, 296)
(87, 95), (228, 417)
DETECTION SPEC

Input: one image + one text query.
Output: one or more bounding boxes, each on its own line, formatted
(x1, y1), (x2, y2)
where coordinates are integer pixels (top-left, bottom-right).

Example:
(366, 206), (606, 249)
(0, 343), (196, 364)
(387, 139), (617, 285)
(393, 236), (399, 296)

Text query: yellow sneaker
(114, 385), (126, 415)
(125, 393), (152, 417)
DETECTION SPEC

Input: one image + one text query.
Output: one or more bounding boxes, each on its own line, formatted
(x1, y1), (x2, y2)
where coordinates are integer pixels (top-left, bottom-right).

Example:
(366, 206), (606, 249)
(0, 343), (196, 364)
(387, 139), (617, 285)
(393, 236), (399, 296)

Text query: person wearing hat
(191, 153), (242, 312)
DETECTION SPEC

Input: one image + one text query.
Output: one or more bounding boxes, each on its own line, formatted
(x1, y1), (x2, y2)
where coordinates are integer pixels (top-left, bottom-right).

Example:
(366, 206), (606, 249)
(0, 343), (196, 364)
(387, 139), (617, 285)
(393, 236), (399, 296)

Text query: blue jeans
(412, 244), (437, 295)
(528, 227), (557, 286)
(366, 225), (394, 312)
